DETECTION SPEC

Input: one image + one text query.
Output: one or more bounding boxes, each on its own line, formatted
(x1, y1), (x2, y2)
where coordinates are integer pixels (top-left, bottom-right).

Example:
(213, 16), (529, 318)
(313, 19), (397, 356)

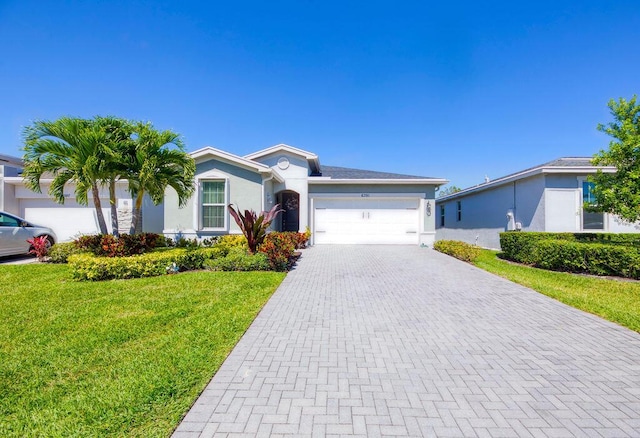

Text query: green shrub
(214, 234), (248, 255)
(48, 242), (86, 263)
(174, 237), (200, 248)
(259, 232), (297, 271)
(499, 232), (640, 279)
(531, 240), (640, 278)
(500, 231), (640, 263)
(433, 240), (481, 263)
(68, 247), (222, 281)
(74, 233), (160, 257)
(204, 248), (270, 271)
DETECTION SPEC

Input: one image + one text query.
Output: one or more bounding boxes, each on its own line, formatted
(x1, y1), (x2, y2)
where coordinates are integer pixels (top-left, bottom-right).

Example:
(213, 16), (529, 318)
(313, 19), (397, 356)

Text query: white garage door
(314, 198), (419, 244)
(24, 207), (109, 242)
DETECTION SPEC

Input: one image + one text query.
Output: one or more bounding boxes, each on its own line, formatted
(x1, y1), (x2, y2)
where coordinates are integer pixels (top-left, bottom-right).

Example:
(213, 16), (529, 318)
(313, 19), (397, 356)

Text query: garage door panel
(23, 207), (109, 241)
(314, 198), (420, 245)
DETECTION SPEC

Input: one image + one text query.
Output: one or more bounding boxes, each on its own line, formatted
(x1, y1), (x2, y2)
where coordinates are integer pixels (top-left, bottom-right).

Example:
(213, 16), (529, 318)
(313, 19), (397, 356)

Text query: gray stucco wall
(142, 199), (164, 233)
(435, 175), (546, 249)
(516, 175), (546, 230)
(309, 184), (435, 197)
(164, 159), (263, 238)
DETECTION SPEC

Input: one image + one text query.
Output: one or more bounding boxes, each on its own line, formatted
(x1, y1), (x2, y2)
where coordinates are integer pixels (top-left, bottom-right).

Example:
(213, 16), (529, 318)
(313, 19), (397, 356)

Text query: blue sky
(1, 0), (638, 189)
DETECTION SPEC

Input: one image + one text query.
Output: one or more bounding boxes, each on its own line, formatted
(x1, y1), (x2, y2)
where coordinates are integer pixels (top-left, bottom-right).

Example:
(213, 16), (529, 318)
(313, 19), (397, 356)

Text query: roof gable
(245, 144), (321, 175)
(191, 146), (270, 172)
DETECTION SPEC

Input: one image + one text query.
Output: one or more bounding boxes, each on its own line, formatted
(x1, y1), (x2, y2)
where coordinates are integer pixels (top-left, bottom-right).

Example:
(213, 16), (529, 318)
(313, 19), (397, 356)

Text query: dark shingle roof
(318, 165), (434, 180)
(541, 157), (594, 167)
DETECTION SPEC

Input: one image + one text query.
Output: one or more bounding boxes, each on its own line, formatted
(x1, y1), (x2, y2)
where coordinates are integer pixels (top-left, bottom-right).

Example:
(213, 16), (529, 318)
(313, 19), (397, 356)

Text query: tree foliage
(23, 117), (112, 234)
(438, 185), (462, 197)
(22, 116), (195, 235)
(590, 95), (640, 222)
(124, 122), (195, 234)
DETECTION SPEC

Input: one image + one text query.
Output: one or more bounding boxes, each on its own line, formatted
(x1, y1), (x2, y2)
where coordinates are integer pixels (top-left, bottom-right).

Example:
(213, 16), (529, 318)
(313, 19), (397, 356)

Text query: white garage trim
(310, 196), (422, 245)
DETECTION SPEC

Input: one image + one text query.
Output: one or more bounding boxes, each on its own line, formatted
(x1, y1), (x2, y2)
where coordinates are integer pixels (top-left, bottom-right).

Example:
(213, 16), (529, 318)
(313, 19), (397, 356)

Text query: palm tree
(93, 116), (136, 237)
(125, 122), (195, 234)
(22, 117), (112, 235)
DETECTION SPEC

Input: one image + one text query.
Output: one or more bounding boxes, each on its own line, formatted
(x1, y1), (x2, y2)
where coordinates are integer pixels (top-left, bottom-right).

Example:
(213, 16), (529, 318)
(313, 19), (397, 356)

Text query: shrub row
(510, 239), (640, 279)
(433, 240), (481, 263)
(500, 232), (640, 262)
(68, 247), (223, 281)
(499, 232), (640, 278)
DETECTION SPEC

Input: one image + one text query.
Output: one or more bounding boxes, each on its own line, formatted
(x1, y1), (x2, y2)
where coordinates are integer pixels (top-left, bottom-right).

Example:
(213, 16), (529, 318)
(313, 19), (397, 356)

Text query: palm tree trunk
(109, 179), (119, 237)
(91, 183), (109, 234)
(129, 192), (145, 234)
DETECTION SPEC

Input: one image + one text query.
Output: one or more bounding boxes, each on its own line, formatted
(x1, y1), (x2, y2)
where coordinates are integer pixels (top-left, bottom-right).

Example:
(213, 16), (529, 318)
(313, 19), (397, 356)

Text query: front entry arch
(276, 190), (300, 232)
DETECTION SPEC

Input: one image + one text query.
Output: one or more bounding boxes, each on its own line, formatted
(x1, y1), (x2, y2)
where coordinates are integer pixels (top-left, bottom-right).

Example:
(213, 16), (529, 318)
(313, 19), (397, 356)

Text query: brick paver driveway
(174, 246), (640, 437)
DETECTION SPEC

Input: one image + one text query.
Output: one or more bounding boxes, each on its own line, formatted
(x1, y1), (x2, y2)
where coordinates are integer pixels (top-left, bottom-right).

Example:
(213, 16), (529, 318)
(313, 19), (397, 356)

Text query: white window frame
(577, 176), (607, 231)
(194, 172), (229, 231)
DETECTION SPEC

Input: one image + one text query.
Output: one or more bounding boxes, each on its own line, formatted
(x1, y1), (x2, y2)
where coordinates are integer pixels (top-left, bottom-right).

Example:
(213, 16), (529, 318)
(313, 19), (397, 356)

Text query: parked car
(0, 211), (57, 257)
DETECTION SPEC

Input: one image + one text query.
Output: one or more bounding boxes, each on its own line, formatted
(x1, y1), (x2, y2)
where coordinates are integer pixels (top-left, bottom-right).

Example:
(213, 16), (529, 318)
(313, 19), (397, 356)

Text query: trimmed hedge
(433, 240), (481, 263)
(68, 247), (223, 281)
(501, 232), (640, 262)
(499, 232), (640, 279)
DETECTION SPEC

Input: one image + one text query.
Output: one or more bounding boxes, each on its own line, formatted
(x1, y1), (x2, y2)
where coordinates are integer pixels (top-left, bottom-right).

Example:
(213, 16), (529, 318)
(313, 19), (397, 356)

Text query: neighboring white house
(0, 154), (163, 241)
(435, 157), (640, 249)
(163, 144), (447, 245)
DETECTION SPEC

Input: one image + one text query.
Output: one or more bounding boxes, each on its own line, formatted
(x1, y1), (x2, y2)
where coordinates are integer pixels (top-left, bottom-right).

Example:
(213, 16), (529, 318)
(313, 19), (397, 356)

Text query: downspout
(513, 181), (517, 221)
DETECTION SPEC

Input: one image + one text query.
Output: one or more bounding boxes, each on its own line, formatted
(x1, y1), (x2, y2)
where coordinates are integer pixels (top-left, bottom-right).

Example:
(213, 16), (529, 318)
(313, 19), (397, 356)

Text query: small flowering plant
(166, 262), (179, 274)
(27, 235), (51, 261)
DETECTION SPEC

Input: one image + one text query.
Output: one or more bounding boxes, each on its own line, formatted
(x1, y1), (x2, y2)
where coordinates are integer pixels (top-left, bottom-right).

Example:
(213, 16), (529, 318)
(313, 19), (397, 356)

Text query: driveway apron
(173, 245), (640, 437)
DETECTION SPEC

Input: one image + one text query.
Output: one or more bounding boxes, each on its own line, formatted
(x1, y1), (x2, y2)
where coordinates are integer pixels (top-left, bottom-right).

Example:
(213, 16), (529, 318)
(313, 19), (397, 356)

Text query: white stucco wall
(252, 151), (310, 232)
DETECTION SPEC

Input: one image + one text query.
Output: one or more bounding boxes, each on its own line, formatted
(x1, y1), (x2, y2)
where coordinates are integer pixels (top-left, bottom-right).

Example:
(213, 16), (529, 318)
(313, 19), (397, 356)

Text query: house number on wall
(360, 193), (370, 197)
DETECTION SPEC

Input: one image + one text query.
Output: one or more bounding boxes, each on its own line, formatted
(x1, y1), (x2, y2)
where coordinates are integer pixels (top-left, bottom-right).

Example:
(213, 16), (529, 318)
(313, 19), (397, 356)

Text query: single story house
(2, 145), (447, 245)
(435, 157), (640, 249)
(164, 144), (447, 245)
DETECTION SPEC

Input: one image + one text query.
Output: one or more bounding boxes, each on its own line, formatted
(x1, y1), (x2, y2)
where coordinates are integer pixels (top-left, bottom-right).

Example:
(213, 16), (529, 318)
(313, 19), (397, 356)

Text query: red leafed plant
(228, 204), (283, 254)
(27, 235), (51, 261)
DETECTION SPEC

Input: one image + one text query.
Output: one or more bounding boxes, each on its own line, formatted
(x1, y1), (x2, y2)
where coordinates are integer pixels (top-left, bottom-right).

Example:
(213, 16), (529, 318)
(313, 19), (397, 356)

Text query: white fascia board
(308, 178), (448, 185)
(266, 168), (285, 183)
(540, 167), (616, 174)
(191, 146), (273, 174)
(437, 165), (616, 202)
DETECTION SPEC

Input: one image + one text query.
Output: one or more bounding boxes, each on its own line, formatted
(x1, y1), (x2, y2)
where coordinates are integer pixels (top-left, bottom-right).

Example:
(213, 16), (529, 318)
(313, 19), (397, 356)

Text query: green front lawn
(0, 264), (285, 437)
(474, 250), (640, 332)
